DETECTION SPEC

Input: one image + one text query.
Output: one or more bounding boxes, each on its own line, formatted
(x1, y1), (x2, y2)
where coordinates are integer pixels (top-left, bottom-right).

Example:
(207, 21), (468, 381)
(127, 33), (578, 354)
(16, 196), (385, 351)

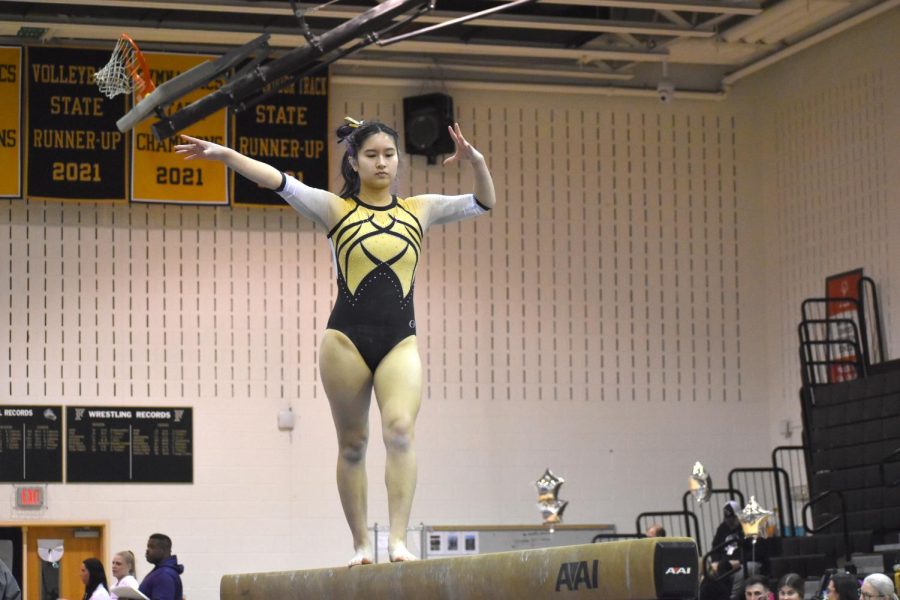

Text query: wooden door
(24, 525), (104, 600)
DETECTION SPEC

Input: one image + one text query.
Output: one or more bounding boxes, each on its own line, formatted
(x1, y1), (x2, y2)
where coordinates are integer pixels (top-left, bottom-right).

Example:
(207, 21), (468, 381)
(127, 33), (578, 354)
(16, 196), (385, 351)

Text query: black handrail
(879, 447), (900, 487)
(728, 467), (794, 538)
(772, 446), (807, 536)
(771, 446), (806, 466)
(635, 510), (701, 548)
(855, 280), (872, 367)
(798, 318), (866, 385)
(801, 297), (864, 322)
(800, 347), (813, 389)
(859, 276), (885, 366)
(800, 297), (867, 382)
(700, 537), (744, 582)
(802, 490), (851, 562)
(798, 386), (815, 485)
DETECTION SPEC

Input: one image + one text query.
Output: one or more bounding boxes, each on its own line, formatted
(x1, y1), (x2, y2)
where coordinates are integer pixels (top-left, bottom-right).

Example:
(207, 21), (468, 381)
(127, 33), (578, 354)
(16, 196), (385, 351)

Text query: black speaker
(403, 93), (454, 164)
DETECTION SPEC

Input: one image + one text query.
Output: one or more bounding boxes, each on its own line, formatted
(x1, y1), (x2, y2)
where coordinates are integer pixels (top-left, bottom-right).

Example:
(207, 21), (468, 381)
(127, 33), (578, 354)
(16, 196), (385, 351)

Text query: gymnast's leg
(320, 329), (376, 566)
(373, 335), (423, 562)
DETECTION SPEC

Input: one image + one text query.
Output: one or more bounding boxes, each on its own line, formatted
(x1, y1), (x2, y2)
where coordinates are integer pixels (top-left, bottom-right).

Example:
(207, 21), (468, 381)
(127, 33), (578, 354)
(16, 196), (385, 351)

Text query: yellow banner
(131, 52), (228, 204)
(0, 46), (22, 198)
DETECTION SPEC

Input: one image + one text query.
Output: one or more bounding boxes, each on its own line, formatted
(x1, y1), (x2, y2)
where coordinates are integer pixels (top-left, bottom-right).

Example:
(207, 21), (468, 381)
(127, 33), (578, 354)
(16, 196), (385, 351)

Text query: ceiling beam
(332, 74), (727, 101)
(339, 58), (636, 81)
(413, 12), (717, 38)
(658, 10), (692, 27)
(0, 0), (721, 38)
(496, 0), (761, 14)
(4, 0), (762, 18)
(375, 39), (670, 62)
(0, 19), (671, 62)
(722, 0), (898, 85)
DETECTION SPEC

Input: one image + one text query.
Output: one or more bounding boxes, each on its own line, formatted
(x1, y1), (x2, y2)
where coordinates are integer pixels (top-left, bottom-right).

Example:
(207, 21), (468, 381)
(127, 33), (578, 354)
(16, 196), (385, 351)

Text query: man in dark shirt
(138, 533), (184, 600)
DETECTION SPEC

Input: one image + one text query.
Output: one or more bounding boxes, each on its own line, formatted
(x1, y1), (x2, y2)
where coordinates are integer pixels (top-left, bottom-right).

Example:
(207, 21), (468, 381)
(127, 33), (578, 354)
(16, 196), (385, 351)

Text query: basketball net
(94, 33), (156, 100)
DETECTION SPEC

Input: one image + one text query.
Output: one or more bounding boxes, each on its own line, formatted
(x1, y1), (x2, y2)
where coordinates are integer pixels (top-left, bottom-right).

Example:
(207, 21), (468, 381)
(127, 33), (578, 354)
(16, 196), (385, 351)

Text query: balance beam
(220, 537), (698, 599)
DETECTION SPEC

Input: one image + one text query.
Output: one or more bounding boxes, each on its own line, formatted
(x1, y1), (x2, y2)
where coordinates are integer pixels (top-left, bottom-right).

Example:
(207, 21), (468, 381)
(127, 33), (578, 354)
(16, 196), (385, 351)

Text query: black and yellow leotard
(277, 174), (490, 372)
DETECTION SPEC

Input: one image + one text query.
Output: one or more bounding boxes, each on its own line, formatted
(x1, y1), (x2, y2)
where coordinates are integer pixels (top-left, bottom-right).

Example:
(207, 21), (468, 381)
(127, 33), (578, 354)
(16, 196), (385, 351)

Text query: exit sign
(14, 485), (45, 509)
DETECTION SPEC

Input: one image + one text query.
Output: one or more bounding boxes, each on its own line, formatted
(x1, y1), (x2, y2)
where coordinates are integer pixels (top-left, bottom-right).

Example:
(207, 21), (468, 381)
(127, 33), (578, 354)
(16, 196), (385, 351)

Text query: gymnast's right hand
(174, 134), (229, 161)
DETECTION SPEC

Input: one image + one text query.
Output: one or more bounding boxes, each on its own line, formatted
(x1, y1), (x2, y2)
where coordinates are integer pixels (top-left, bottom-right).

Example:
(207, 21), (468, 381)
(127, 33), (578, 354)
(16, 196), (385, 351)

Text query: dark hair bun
(336, 123), (355, 143)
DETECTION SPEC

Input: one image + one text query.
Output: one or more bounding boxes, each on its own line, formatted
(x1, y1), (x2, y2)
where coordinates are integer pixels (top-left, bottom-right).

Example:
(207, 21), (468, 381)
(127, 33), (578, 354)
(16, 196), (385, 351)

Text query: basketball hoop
(94, 33), (156, 100)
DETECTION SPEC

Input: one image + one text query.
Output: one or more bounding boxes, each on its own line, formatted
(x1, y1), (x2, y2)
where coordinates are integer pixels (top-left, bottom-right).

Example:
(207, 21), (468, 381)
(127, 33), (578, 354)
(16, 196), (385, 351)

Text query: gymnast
(175, 117), (496, 566)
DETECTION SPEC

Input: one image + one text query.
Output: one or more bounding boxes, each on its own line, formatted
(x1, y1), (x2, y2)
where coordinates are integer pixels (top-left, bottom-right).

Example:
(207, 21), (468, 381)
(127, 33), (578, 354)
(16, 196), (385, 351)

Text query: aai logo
(665, 567), (692, 575)
(555, 559), (600, 591)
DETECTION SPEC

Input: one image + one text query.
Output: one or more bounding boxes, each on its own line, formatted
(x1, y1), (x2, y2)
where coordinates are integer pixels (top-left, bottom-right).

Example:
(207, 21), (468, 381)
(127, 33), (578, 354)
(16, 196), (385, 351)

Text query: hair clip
(344, 116), (363, 129)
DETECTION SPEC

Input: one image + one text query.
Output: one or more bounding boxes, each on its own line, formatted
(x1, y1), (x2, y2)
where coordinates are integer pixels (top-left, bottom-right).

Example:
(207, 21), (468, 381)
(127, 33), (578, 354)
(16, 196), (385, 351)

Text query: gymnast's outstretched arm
(175, 135), (339, 228)
(176, 134), (282, 189)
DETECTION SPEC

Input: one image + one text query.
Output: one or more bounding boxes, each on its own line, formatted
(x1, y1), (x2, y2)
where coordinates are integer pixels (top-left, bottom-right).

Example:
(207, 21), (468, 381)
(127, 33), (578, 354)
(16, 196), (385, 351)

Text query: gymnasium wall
(730, 8), (900, 448)
(1, 88), (761, 595)
(1, 10), (896, 597)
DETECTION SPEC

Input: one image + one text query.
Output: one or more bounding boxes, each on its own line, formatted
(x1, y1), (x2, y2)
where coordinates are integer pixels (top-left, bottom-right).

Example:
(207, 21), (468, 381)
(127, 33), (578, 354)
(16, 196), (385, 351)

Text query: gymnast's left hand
(443, 122), (484, 165)
(174, 134), (229, 162)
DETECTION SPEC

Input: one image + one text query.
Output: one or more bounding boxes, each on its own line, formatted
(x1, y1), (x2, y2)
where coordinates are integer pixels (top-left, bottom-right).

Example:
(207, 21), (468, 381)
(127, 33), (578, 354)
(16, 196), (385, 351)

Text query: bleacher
(807, 371), (900, 531)
(605, 273), (900, 589)
(795, 273), (900, 579)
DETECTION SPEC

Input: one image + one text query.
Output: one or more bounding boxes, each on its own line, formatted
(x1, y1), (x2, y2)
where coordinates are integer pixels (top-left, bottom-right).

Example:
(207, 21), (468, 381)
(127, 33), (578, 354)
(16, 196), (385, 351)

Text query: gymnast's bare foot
(388, 543), (418, 562)
(348, 546), (374, 567)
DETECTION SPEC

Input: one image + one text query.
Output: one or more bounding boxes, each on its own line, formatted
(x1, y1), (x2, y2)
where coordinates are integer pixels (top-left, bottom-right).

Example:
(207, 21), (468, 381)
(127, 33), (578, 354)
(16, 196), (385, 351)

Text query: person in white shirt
(109, 551), (139, 600)
(79, 558), (110, 600)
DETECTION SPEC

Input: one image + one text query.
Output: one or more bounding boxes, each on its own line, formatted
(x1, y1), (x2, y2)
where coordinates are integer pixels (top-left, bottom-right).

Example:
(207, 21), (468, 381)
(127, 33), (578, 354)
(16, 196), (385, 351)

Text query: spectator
(138, 534), (184, 600)
(110, 551), (139, 600)
(744, 574), (771, 600)
(828, 574), (860, 600)
(700, 560), (737, 600)
(711, 501), (745, 566)
(79, 558), (111, 600)
(777, 573), (805, 600)
(860, 574), (897, 600)
(646, 524), (667, 538)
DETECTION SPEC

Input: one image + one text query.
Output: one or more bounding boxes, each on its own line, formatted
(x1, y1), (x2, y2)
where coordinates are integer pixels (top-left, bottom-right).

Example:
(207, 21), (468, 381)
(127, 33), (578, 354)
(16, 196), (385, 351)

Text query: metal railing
(728, 467), (795, 538)
(798, 316), (866, 386)
(700, 537), (744, 581)
(635, 510), (701, 547)
(798, 275), (888, 384)
(772, 446), (808, 535)
(802, 490), (850, 563)
(858, 277), (885, 366)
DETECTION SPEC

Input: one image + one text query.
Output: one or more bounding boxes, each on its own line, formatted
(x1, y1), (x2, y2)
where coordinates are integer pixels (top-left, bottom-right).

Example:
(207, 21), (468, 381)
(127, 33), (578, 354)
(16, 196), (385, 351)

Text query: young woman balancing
(175, 118), (496, 566)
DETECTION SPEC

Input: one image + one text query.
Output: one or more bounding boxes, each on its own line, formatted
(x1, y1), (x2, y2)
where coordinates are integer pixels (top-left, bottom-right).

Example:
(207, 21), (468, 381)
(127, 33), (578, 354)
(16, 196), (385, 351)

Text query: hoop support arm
(116, 33), (271, 133)
(150, 0), (429, 140)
